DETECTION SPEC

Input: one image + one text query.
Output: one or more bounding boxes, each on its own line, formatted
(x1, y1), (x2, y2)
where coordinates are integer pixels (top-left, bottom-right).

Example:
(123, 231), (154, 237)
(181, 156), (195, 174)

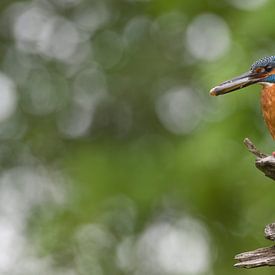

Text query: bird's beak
(210, 71), (265, 96)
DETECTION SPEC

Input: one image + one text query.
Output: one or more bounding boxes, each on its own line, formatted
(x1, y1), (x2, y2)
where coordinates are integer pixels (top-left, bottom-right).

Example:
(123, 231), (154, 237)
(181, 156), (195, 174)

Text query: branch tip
(243, 138), (267, 158)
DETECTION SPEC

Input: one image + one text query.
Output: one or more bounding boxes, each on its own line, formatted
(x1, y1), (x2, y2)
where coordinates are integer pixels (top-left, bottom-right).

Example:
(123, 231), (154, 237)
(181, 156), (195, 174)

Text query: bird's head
(210, 56), (275, 96)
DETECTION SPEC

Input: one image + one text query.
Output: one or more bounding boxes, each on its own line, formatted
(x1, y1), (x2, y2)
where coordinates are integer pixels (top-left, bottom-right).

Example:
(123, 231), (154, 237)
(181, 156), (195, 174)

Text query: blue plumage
(210, 55), (275, 139)
(251, 55), (275, 70)
(264, 74), (275, 83)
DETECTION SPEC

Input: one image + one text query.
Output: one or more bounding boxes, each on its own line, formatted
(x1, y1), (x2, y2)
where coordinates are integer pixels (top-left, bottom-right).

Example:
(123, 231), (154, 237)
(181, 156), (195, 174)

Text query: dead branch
(244, 138), (275, 181)
(234, 246), (275, 268)
(234, 140), (275, 268)
(234, 223), (275, 268)
(243, 138), (267, 158)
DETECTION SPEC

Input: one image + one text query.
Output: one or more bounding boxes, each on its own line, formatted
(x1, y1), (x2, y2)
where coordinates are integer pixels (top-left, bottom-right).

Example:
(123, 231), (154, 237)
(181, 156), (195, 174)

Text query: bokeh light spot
(22, 69), (68, 116)
(155, 86), (202, 135)
(58, 66), (108, 138)
(186, 13), (231, 61)
(54, 0), (82, 9)
(135, 216), (212, 274)
(124, 16), (152, 47)
(73, 1), (110, 36)
(38, 16), (80, 62)
(229, 0), (268, 10)
(0, 165), (66, 273)
(93, 31), (124, 69)
(0, 73), (17, 123)
(13, 4), (52, 54)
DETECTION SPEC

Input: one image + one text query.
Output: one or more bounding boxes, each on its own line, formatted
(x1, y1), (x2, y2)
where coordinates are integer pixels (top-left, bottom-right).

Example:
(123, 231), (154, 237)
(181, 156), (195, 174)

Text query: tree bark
(234, 223), (275, 268)
(234, 139), (275, 268)
(244, 138), (275, 181)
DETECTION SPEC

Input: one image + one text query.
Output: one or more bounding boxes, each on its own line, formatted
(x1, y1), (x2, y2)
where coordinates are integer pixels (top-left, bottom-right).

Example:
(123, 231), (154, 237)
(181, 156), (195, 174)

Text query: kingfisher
(210, 56), (275, 139)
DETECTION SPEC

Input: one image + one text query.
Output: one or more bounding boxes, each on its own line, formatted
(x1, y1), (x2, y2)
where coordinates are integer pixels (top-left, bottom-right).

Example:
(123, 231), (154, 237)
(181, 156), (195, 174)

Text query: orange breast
(261, 85), (275, 139)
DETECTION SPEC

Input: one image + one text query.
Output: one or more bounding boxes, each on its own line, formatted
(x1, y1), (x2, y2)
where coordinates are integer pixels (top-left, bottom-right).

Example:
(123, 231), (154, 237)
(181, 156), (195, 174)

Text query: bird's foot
(272, 152), (275, 158)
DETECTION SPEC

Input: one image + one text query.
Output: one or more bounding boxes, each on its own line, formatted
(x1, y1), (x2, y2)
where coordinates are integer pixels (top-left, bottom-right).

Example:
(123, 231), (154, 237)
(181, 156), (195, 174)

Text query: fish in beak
(210, 70), (266, 96)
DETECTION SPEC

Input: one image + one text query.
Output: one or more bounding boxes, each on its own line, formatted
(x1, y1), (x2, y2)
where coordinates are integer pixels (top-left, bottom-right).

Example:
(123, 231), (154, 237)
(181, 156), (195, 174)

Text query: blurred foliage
(0, 0), (274, 274)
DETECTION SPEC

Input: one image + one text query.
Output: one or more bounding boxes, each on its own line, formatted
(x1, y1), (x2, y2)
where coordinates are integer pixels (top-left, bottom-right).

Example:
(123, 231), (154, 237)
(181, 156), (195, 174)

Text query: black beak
(210, 71), (265, 96)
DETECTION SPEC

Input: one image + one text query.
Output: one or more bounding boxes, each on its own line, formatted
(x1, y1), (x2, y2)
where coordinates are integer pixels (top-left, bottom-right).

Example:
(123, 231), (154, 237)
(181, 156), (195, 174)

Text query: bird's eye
(265, 65), (272, 72)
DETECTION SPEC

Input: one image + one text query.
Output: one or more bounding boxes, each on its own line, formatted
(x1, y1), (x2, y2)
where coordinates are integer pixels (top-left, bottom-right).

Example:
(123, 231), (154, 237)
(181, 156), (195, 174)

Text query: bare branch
(233, 152), (275, 268)
(234, 246), (275, 268)
(244, 138), (275, 181)
(243, 138), (267, 158)
(234, 223), (275, 268)
(255, 156), (275, 181)
(265, 223), (275, 241)
(233, 141), (275, 268)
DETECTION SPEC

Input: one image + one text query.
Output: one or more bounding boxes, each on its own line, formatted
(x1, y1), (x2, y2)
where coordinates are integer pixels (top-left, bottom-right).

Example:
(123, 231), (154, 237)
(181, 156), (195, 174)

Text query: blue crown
(251, 56), (275, 70)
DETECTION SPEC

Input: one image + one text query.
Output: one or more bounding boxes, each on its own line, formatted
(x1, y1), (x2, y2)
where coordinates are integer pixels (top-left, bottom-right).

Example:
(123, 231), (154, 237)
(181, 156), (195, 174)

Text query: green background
(0, 0), (275, 274)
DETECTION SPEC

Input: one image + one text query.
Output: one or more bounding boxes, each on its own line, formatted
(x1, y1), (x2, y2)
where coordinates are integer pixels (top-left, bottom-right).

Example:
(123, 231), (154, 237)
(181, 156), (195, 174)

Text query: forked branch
(234, 139), (275, 268)
(244, 138), (275, 181)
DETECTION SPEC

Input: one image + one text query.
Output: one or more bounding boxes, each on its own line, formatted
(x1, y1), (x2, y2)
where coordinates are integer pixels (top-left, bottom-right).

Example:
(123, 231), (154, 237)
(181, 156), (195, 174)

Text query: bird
(210, 56), (275, 140)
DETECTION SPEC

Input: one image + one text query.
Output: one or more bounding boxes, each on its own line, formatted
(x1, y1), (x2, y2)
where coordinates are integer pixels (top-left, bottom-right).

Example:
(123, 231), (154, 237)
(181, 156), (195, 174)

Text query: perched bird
(210, 56), (275, 139)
